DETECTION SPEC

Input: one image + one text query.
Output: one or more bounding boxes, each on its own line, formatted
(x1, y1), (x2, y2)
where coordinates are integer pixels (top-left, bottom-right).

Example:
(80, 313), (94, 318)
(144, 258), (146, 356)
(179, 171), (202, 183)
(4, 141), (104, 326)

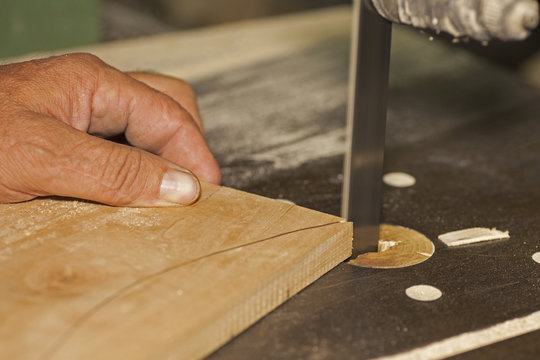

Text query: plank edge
(188, 223), (352, 359)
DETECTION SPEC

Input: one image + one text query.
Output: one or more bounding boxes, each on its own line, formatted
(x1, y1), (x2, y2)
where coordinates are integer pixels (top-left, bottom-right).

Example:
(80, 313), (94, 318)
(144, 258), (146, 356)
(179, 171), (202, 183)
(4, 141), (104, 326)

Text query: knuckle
(0, 53), (103, 116)
(55, 53), (102, 87)
(0, 64), (28, 104)
(61, 53), (104, 70)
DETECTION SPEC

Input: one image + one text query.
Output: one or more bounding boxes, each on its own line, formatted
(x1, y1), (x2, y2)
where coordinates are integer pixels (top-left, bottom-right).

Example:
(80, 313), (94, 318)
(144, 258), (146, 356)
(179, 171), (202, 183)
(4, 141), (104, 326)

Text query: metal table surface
(7, 6), (539, 359)
(199, 10), (540, 360)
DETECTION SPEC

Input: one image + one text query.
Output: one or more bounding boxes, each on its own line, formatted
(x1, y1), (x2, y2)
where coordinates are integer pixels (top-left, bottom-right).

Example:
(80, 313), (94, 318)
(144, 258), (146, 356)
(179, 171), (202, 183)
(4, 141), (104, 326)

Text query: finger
(127, 72), (204, 134)
(5, 54), (221, 184)
(0, 111), (200, 207)
(88, 58), (221, 184)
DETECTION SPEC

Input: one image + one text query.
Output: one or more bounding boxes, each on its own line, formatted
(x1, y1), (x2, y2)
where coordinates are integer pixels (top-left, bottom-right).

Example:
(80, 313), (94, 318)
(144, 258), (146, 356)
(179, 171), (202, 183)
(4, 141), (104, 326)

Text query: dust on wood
(0, 183), (352, 360)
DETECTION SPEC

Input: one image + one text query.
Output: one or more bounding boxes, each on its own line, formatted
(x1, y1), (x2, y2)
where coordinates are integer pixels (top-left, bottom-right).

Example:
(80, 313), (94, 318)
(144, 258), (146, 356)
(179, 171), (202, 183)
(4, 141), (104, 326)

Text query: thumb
(2, 115), (200, 206)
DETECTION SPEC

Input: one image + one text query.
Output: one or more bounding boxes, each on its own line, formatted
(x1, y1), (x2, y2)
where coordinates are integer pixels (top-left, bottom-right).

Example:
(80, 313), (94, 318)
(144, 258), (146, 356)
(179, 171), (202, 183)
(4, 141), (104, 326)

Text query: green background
(0, 0), (99, 59)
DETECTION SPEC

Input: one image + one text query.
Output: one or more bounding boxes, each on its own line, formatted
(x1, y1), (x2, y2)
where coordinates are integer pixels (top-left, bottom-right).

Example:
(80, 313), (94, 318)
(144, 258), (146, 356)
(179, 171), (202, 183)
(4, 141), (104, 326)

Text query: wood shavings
(276, 199), (295, 205)
(374, 310), (540, 360)
(349, 224), (434, 269)
(438, 228), (510, 247)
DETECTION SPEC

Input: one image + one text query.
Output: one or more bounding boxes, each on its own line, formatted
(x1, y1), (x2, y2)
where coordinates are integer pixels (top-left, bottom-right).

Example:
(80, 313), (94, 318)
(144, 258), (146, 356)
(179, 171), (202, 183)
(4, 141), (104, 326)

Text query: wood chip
(438, 227), (510, 247)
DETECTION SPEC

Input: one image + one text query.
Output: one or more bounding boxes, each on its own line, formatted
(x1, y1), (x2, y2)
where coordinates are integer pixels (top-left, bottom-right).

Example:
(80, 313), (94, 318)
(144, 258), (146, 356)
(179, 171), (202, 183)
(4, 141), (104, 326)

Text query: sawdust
(375, 310), (540, 360)
(349, 224), (434, 269)
(0, 198), (164, 263)
(438, 227), (510, 247)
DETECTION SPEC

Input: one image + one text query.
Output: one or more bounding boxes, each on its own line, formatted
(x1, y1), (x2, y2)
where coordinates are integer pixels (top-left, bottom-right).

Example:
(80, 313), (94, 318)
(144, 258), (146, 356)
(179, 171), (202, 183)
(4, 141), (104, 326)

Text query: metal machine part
(371, 0), (539, 41)
(342, 0), (392, 256)
(343, 0), (538, 256)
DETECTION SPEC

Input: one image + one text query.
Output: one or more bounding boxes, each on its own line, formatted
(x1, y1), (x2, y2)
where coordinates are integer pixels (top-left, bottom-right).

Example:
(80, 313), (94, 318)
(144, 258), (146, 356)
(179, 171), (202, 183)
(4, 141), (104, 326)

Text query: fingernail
(159, 169), (200, 205)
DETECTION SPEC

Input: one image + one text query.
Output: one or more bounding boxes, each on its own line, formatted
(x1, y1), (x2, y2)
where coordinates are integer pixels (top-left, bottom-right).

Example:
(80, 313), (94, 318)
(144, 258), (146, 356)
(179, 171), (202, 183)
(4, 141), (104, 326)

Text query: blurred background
(1, 0), (540, 82)
(0, 0), (348, 59)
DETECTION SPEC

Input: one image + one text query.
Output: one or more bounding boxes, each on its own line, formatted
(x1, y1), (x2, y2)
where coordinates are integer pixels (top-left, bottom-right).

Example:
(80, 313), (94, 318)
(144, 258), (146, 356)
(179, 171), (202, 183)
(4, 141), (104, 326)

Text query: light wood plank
(0, 183), (351, 359)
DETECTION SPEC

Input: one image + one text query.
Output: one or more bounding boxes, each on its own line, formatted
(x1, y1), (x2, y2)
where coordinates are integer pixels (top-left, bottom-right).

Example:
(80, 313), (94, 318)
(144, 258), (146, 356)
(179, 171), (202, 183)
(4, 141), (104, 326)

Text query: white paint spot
(405, 285), (442, 302)
(276, 199), (295, 205)
(532, 252), (540, 264)
(438, 227), (510, 247)
(383, 172), (416, 188)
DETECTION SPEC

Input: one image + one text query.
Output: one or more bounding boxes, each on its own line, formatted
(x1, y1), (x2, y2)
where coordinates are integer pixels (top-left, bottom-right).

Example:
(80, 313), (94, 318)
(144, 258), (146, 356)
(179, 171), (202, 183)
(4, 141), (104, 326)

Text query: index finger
(86, 57), (221, 184)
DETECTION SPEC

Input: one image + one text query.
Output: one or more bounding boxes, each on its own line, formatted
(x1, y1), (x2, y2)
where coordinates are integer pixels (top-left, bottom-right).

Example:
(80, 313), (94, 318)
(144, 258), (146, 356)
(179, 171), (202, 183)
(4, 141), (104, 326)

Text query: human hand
(0, 53), (221, 206)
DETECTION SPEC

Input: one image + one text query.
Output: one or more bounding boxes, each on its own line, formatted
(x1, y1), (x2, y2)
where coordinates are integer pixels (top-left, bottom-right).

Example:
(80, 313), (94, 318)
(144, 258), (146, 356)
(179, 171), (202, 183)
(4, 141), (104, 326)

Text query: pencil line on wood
(40, 220), (343, 360)
(256, 203), (296, 237)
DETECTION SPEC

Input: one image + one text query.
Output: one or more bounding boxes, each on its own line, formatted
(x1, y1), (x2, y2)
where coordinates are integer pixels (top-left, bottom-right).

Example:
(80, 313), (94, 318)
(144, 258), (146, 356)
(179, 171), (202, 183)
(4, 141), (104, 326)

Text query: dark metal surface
(193, 18), (540, 359)
(342, 0), (392, 255)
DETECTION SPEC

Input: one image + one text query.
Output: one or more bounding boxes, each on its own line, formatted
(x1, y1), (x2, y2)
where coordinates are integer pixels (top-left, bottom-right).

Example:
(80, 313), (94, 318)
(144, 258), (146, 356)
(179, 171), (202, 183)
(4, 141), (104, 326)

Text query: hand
(0, 53), (221, 206)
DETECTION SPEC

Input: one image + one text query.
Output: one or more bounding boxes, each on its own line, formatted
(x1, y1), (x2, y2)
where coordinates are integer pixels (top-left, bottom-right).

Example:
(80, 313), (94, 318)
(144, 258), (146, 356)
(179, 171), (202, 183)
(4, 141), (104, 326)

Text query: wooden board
(0, 183), (352, 360)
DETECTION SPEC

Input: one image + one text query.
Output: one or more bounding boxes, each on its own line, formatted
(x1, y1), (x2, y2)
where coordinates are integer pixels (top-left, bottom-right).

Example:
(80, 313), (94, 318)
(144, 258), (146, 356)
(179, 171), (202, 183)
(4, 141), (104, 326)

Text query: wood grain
(0, 183), (352, 359)
(348, 224), (434, 268)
